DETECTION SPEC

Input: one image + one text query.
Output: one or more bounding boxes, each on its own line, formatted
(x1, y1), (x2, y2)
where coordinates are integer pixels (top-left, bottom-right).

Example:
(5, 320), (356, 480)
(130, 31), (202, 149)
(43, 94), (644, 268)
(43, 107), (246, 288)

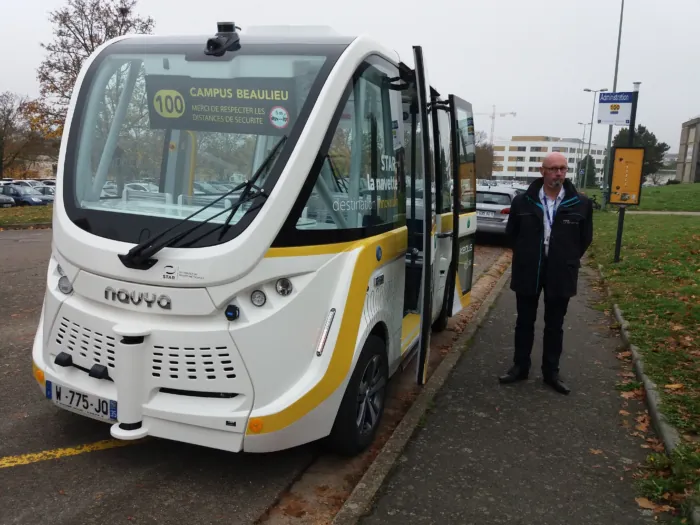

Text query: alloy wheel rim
(356, 355), (386, 435)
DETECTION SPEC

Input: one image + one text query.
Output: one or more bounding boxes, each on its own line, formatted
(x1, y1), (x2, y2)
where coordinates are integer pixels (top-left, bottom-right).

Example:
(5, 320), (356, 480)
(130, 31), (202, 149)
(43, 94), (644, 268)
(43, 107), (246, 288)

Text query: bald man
(498, 152), (593, 394)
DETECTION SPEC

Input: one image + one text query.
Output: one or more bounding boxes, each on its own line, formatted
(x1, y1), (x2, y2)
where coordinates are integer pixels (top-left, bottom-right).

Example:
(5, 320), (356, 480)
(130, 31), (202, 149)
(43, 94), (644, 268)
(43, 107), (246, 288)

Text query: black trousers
(513, 258), (570, 378)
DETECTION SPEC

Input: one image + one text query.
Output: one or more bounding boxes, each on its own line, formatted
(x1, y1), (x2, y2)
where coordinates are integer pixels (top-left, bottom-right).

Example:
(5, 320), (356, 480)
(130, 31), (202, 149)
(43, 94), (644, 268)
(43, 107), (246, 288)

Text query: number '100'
(154, 90), (185, 118)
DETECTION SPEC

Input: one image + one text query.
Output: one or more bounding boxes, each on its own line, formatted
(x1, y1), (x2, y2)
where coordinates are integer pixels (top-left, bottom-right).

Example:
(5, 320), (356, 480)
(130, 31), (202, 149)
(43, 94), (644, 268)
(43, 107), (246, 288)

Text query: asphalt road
(0, 229), (316, 525)
(0, 228), (509, 525)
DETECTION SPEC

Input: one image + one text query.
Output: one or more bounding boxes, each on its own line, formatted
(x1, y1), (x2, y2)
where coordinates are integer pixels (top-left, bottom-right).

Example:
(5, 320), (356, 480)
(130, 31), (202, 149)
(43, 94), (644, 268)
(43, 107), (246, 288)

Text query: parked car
(10, 179), (43, 188)
(0, 185), (50, 206)
(475, 185), (519, 235)
(33, 185), (55, 202)
(0, 193), (15, 208)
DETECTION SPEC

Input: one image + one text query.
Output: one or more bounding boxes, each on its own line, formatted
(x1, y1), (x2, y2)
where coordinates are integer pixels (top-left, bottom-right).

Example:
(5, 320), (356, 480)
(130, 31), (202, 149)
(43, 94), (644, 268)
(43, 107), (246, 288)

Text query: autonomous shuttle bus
(31, 23), (478, 455)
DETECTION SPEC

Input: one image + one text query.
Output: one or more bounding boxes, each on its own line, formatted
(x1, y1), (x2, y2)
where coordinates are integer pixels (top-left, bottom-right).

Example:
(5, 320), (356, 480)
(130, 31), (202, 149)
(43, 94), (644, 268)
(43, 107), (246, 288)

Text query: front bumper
(32, 298), (254, 453)
(476, 219), (508, 235)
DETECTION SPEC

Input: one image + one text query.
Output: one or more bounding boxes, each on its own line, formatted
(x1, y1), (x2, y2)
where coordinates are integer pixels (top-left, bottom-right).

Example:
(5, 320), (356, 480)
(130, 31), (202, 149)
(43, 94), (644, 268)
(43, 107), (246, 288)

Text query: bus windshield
(63, 42), (336, 246)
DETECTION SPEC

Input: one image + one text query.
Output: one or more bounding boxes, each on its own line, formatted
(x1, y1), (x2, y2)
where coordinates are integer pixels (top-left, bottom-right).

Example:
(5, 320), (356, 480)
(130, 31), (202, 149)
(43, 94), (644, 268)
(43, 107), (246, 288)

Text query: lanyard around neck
(542, 194), (559, 229)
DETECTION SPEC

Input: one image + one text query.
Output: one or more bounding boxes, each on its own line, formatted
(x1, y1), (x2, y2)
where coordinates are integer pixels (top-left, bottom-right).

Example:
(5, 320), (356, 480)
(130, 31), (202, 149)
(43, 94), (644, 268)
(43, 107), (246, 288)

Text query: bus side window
(296, 58), (402, 234)
(436, 109), (452, 214)
(456, 108), (477, 213)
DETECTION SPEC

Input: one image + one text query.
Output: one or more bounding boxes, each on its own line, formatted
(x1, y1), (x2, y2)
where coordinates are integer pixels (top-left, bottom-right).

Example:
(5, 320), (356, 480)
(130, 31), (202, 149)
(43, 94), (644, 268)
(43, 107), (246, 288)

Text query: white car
(475, 185), (519, 235)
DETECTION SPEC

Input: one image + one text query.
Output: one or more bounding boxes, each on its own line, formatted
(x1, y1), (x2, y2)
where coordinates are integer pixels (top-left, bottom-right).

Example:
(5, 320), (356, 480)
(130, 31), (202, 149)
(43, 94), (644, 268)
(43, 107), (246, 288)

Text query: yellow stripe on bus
(248, 227), (408, 435)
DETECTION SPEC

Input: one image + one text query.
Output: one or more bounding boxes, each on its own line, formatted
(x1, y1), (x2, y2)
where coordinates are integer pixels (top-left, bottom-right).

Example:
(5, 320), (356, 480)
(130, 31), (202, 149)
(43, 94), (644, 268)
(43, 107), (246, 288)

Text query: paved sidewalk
(360, 265), (656, 525)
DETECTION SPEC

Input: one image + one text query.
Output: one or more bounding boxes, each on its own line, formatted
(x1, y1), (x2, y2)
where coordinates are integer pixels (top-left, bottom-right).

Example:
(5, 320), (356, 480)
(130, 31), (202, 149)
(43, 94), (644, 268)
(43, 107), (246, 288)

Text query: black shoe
(498, 365), (529, 384)
(543, 374), (571, 395)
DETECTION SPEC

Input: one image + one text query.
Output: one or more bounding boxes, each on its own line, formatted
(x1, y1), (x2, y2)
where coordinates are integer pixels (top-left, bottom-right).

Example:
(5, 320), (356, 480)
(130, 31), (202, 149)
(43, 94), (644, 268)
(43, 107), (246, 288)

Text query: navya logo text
(459, 244), (473, 255)
(104, 287), (172, 310)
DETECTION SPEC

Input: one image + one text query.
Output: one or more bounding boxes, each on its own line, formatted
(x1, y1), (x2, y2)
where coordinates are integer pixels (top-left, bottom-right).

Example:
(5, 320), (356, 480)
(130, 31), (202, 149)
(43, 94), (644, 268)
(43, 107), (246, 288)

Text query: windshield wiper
(118, 135), (287, 270)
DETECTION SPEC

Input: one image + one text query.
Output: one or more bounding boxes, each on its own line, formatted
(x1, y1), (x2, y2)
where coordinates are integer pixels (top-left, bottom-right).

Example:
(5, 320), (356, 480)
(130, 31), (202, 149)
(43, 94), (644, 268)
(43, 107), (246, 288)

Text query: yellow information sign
(609, 147), (645, 206)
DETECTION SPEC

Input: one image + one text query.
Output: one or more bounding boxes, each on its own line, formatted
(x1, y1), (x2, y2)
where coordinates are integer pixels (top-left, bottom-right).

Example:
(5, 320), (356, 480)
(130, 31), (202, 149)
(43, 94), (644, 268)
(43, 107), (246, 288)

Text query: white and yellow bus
(31, 23), (478, 456)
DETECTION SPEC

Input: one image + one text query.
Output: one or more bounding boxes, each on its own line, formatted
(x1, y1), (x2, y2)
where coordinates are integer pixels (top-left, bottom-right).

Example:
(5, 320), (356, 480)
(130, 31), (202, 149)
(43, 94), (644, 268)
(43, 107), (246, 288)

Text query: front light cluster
(56, 264), (73, 295)
(249, 278), (293, 308)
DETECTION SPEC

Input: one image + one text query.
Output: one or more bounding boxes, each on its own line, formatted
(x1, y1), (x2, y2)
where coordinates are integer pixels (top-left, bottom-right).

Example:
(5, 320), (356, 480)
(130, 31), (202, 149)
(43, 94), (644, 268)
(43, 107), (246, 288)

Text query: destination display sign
(144, 75), (297, 135)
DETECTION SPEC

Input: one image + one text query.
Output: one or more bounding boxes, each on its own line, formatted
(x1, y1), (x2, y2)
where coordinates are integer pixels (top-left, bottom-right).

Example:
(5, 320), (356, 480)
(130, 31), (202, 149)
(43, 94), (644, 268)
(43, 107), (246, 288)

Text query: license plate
(477, 211), (495, 218)
(46, 380), (117, 422)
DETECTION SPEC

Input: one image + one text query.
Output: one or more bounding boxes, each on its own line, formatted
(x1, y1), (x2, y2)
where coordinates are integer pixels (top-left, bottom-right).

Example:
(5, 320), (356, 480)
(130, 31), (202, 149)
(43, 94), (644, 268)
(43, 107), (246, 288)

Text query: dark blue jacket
(505, 178), (593, 298)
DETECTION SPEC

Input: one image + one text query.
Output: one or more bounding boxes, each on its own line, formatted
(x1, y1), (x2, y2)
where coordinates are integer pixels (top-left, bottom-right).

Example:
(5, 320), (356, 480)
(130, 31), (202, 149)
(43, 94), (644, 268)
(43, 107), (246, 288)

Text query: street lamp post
(602, 0), (625, 211)
(577, 122), (588, 184)
(583, 88), (608, 189)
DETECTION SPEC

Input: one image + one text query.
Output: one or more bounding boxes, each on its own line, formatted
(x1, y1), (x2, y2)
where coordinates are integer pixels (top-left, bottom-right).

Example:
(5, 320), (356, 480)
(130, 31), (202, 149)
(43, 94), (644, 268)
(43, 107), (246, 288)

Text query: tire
(326, 335), (388, 456)
(432, 274), (452, 333)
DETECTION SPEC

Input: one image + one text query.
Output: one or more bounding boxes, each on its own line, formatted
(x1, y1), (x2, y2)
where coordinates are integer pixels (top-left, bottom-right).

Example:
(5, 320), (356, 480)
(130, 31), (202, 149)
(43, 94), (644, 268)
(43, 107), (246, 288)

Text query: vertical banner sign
(144, 75), (297, 136)
(457, 234), (475, 295)
(609, 146), (645, 205)
(597, 92), (633, 126)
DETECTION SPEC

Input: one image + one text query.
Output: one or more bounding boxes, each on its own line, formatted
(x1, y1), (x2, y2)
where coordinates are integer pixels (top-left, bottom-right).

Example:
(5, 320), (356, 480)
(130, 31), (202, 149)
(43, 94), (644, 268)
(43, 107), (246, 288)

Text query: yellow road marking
(0, 438), (146, 469)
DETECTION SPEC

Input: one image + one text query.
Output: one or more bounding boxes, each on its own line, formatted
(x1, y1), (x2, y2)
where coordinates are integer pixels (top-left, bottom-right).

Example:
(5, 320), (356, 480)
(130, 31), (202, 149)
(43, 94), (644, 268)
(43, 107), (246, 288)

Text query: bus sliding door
(412, 46), (436, 386)
(447, 95), (477, 316)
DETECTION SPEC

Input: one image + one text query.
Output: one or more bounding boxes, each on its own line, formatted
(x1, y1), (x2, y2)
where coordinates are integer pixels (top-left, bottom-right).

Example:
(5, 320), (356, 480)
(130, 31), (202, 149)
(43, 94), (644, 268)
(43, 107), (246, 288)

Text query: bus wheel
(432, 276), (453, 333)
(327, 335), (388, 456)
(432, 302), (449, 332)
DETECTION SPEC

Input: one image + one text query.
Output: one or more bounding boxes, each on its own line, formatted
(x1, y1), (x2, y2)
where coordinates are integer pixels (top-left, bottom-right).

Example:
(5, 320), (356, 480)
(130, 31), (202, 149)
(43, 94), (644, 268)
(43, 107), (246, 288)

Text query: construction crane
(475, 105), (517, 144)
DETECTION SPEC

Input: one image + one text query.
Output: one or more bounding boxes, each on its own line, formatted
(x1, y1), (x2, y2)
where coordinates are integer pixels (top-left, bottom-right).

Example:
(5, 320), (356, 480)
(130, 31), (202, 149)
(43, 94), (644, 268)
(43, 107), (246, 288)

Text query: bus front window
(64, 45), (332, 246)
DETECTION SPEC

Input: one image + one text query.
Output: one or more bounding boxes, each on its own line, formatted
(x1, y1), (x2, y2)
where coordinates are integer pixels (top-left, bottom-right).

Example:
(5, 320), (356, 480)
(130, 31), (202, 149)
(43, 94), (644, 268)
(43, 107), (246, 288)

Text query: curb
(331, 260), (513, 525)
(597, 263), (696, 524)
(0, 222), (52, 230)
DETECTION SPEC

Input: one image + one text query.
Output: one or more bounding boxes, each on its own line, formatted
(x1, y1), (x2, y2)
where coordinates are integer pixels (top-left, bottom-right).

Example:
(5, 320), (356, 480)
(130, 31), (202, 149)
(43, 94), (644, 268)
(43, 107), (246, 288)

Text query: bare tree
(36, 0), (155, 130)
(646, 172), (662, 185)
(474, 130), (500, 180)
(0, 92), (42, 178)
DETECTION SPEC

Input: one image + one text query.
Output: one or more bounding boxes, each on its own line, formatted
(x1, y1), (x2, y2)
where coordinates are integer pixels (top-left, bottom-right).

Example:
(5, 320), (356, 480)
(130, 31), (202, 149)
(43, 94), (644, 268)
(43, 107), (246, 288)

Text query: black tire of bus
(432, 273), (453, 333)
(326, 335), (388, 457)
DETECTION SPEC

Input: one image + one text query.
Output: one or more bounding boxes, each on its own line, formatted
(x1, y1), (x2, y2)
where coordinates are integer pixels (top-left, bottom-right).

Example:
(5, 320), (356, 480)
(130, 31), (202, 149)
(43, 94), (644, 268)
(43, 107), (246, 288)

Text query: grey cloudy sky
(1, 0), (697, 151)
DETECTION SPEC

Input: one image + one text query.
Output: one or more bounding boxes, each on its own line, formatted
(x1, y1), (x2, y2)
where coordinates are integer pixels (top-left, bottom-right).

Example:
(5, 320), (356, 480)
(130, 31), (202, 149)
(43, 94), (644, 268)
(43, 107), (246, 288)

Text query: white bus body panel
(33, 33), (421, 453)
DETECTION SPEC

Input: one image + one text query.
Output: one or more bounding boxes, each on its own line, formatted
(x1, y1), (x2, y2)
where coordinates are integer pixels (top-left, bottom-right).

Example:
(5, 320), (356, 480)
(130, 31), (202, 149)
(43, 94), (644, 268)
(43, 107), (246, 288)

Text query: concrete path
(360, 265), (657, 525)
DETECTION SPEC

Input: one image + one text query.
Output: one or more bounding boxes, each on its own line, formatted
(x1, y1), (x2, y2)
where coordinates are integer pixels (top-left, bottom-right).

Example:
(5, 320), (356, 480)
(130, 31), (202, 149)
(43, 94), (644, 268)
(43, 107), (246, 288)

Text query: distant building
(491, 135), (607, 184)
(664, 152), (679, 165)
(676, 117), (700, 183)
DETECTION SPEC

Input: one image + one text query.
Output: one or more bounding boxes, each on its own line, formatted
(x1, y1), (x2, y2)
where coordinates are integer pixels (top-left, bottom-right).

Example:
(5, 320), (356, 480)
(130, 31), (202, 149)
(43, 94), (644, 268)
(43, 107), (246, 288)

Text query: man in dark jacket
(498, 152), (593, 394)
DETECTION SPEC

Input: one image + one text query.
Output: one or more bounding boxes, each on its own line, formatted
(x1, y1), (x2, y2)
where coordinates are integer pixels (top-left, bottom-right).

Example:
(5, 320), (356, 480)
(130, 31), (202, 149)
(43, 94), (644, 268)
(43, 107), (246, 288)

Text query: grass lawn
(588, 210), (700, 519)
(0, 205), (53, 227)
(580, 183), (700, 212)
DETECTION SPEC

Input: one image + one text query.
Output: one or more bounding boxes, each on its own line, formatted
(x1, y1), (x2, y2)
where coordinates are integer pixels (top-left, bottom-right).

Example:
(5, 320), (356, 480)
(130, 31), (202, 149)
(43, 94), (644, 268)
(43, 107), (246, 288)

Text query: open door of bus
(412, 46), (436, 385)
(447, 95), (477, 316)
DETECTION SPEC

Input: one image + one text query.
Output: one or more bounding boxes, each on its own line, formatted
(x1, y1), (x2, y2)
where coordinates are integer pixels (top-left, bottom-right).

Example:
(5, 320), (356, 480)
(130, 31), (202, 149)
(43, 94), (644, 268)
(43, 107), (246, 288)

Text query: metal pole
(613, 82), (640, 263)
(603, 0), (625, 211)
(578, 123), (587, 184)
(585, 93), (597, 189)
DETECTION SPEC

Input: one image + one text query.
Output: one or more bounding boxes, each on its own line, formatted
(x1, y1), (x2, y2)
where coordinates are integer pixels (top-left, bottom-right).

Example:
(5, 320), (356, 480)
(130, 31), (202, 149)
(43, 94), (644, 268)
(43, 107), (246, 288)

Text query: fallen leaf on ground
(590, 449), (603, 455)
(621, 390), (642, 399)
(664, 383), (684, 390)
(619, 410), (631, 416)
(635, 497), (656, 510)
(671, 324), (683, 331)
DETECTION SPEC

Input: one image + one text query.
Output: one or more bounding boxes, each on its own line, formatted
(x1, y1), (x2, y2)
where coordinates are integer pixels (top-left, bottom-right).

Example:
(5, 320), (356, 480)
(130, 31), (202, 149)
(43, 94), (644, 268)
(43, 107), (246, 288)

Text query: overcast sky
(1, 0), (697, 151)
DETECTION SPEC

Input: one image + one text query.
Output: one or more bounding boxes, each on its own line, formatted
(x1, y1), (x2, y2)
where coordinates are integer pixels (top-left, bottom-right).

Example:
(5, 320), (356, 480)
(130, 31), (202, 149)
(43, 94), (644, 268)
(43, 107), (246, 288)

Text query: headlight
(58, 276), (73, 295)
(32, 198), (42, 203)
(275, 278), (293, 296)
(250, 290), (266, 307)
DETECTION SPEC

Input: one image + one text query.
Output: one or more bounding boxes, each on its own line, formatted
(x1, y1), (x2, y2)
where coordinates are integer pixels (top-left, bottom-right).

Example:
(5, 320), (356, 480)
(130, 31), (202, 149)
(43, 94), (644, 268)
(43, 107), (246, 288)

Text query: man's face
(540, 154), (568, 189)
